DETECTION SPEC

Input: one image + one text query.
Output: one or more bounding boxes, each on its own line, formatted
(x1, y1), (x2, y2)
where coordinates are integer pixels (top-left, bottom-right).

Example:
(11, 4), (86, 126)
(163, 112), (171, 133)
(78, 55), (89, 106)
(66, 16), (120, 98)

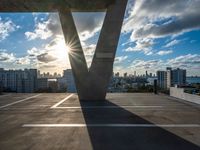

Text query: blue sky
(0, 0), (200, 76)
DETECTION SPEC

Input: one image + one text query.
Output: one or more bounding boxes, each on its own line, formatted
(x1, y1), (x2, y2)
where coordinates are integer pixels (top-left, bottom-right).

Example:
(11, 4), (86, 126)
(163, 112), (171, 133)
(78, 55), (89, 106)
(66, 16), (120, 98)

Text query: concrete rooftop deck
(0, 93), (200, 150)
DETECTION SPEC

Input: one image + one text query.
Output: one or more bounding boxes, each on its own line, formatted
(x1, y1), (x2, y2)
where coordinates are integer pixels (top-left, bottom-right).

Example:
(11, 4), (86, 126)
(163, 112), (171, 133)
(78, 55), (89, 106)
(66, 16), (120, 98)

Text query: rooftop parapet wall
(170, 87), (200, 105)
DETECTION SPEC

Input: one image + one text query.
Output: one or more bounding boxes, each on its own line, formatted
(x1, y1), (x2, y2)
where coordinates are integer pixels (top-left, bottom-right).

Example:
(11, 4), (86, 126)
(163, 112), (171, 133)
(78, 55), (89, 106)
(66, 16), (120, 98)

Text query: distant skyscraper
(54, 72), (57, 76)
(157, 67), (186, 89)
(146, 70), (148, 77)
(166, 67), (172, 89)
(171, 68), (186, 86)
(134, 71), (136, 77)
(37, 70), (41, 78)
(115, 72), (120, 77)
(157, 71), (167, 89)
(149, 73), (152, 77)
(63, 69), (76, 93)
(124, 72), (127, 78)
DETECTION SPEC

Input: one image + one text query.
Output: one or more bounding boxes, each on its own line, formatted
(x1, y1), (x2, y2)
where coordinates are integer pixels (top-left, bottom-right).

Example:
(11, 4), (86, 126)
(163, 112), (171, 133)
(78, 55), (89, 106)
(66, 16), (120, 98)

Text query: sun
(66, 45), (71, 53)
(54, 39), (70, 61)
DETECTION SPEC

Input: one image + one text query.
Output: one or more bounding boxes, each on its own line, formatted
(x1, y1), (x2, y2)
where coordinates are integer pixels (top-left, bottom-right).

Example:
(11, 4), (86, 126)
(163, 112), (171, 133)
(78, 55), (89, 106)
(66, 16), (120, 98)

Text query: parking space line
(0, 94), (42, 109)
(0, 94), (11, 97)
(22, 123), (200, 128)
(51, 94), (74, 108)
(54, 106), (163, 109)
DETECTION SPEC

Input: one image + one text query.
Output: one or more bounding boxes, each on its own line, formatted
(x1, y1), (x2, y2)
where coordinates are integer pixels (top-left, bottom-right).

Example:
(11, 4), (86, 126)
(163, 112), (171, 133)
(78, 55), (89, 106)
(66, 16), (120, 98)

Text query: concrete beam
(0, 0), (115, 12)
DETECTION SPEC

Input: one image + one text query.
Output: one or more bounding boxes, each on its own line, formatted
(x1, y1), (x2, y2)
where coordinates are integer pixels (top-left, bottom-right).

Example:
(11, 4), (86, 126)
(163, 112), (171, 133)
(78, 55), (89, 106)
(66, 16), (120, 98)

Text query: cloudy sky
(0, 0), (200, 76)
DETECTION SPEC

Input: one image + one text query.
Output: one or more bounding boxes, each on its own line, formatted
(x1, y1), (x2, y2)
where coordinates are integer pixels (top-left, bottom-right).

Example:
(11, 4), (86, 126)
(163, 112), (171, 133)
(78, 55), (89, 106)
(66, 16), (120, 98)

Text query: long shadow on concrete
(80, 100), (200, 150)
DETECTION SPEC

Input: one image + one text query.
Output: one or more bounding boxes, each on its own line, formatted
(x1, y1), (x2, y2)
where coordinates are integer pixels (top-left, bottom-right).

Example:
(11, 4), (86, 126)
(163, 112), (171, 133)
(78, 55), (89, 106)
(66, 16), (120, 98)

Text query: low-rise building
(37, 78), (48, 91)
(63, 69), (76, 93)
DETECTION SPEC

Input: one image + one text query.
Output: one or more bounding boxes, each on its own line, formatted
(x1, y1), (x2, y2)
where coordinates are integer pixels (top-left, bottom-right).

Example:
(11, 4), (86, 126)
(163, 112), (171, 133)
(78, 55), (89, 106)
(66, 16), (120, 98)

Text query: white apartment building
(0, 68), (37, 93)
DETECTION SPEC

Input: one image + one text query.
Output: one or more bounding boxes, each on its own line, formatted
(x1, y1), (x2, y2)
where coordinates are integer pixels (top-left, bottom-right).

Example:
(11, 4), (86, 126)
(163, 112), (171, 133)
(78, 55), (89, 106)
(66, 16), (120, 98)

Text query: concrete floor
(0, 93), (199, 150)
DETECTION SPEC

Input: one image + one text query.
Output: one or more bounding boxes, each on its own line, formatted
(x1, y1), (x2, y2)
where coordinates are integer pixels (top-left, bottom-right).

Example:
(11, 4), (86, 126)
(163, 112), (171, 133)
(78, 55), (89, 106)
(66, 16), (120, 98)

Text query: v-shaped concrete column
(60, 0), (128, 100)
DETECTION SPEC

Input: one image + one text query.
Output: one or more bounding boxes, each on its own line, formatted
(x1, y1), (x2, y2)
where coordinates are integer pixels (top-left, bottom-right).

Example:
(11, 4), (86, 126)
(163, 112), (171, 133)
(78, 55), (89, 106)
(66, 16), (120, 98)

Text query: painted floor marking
(51, 94), (74, 108)
(0, 94), (11, 97)
(54, 106), (163, 109)
(22, 123), (200, 128)
(0, 94), (42, 109)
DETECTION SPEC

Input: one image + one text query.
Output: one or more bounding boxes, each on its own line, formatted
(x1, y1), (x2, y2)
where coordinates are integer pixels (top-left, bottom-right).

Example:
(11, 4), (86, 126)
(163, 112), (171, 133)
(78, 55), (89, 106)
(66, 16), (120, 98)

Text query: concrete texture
(0, 93), (200, 150)
(0, 0), (128, 101)
(170, 87), (200, 105)
(60, 0), (128, 100)
(0, 0), (116, 12)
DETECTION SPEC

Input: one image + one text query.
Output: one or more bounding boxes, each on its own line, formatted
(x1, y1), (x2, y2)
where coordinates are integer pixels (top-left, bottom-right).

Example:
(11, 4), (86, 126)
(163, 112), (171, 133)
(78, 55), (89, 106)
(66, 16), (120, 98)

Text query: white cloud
(131, 59), (163, 70)
(124, 38), (154, 55)
(166, 54), (200, 75)
(116, 53), (200, 75)
(125, 46), (153, 55)
(122, 0), (200, 52)
(25, 21), (52, 40)
(164, 39), (180, 47)
(82, 44), (96, 56)
(72, 12), (105, 42)
(25, 13), (62, 40)
(27, 47), (44, 56)
(81, 44), (96, 68)
(0, 49), (15, 62)
(115, 56), (128, 64)
(25, 35), (70, 72)
(167, 54), (200, 67)
(124, 0), (200, 37)
(37, 53), (57, 63)
(0, 17), (20, 41)
(16, 56), (30, 65)
(134, 39), (154, 49)
(157, 50), (173, 56)
(125, 47), (140, 52)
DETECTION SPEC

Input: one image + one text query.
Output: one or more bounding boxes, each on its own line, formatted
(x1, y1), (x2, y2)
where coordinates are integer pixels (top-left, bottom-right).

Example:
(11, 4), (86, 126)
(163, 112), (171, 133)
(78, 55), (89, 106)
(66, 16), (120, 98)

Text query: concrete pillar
(60, 0), (128, 100)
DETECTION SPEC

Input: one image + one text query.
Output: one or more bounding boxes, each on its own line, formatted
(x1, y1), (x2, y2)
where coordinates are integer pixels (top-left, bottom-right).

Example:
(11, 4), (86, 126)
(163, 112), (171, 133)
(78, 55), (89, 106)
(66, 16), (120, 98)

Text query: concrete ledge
(95, 52), (114, 59)
(170, 87), (200, 105)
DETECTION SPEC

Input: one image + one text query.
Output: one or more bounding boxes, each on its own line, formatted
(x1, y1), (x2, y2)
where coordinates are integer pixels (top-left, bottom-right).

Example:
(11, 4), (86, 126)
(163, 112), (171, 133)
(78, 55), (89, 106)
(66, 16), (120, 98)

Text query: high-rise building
(157, 67), (186, 89)
(171, 68), (186, 86)
(63, 69), (76, 93)
(146, 70), (148, 77)
(134, 71), (136, 77)
(0, 68), (37, 93)
(124, 72), (127, 78)
(149, 73), (152, 77)
(166, 67), (172, 89)
(157, 71), (167, 89)
(37, 70), (41, 78)
(115, 72), (120, 77)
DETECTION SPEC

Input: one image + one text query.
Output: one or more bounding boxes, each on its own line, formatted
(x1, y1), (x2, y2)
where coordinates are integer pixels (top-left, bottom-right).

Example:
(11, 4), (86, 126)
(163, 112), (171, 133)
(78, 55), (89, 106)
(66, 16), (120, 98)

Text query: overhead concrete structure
(0, 0), (128, 100)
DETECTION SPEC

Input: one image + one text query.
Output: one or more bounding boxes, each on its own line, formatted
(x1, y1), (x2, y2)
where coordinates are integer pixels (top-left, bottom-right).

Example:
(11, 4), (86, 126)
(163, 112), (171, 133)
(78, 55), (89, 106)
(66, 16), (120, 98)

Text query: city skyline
(2, 67), (200, 78)
(0, 0), (200, 76)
